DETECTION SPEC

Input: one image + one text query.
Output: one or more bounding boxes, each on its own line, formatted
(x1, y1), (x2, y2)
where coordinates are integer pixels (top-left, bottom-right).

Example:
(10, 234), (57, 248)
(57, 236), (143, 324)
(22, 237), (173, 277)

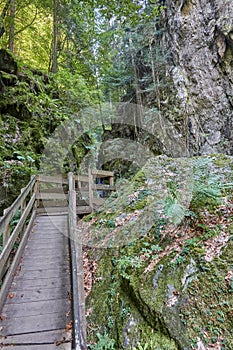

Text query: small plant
(116, 255), (142, 279)
(163, 195), (186, 225)
(89, 332), (115, 350)
(133, 343), (149, 350)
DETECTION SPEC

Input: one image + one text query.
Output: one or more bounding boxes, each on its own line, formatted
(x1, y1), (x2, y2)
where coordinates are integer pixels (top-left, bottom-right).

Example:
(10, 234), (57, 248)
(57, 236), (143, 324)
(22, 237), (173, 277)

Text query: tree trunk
(50, 0), (58, 73)
(0, 0), (12, 38)
(8, 0), (15, 52)
(129, 35), (142, 132)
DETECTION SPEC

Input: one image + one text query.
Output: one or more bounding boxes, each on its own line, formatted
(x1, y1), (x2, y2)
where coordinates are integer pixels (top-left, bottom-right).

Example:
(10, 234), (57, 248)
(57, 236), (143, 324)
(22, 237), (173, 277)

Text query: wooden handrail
(38, 174), (68, 184)
(0, 175), (37, 310)
(68, 173), (87, 350)
(0, 176), (37, 244)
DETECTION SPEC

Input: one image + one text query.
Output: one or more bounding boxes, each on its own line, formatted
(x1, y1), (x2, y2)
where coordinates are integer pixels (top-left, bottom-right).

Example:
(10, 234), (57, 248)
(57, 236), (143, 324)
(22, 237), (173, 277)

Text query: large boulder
(81, 155), (233, 349)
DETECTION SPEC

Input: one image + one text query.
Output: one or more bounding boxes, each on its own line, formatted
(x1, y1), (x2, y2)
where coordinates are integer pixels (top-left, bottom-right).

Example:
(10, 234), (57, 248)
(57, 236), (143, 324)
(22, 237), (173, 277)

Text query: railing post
(33, 175), (39, 211)
(20, 188), (27, 236)
(68, 172), (87, 350)
(88, 168), (93, 210)
(110, 174), (114, 188)
(2, 210), (11, 247)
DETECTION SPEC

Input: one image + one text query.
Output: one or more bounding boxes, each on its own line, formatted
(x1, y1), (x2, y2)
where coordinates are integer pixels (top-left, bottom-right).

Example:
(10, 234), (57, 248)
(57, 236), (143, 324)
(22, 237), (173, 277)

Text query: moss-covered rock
(82, 155), (233, 349)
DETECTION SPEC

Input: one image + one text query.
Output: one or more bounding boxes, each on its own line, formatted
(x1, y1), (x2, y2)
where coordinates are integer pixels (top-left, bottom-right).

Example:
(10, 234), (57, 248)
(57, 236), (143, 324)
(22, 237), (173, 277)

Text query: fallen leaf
(225, 270), (233, 287)
(65, 321), (73, 332)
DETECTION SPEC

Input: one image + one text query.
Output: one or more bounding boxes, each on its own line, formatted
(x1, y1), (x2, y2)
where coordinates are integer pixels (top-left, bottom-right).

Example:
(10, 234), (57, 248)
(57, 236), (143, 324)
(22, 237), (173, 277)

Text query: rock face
(163, 0), (233, 156)
(82, 154), (233, 349)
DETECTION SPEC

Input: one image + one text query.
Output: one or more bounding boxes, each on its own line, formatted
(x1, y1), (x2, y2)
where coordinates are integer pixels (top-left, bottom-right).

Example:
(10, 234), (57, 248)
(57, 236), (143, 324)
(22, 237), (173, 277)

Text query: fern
(90, 333), (115, 350)
(164, 195), (186, 225)
(191, 158), (225, 208)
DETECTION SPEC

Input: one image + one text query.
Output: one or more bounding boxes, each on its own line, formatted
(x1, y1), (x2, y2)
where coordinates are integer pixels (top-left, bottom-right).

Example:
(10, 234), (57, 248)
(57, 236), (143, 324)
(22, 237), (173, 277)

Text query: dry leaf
(65, 321), (73, 332)
(225, 270), (233, 287)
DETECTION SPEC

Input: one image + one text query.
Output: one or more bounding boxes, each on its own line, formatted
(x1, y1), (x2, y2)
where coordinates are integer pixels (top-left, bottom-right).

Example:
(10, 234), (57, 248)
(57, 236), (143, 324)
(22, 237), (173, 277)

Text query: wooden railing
(36, 169), (114, 214)
(0, 175), (38, 310)
(68, 173), (87, 350)
(0, 169), (114, 316)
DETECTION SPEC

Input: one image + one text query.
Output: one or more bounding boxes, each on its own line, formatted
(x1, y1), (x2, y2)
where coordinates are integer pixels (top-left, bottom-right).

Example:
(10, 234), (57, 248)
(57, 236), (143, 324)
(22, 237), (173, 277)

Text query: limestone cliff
(163, 0), (233, 155)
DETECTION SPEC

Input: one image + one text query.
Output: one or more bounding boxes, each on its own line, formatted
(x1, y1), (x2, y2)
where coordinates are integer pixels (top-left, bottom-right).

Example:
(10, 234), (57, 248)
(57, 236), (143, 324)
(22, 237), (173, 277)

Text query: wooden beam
(92, 198), (105, 206)
(88, 168), (93, 209)
(36, 193), (68, 200)
(74, 175), (89, 183)
(92, 184), (115, 191)
(0, 193), (36, 279)
(0, 210), (36, 311)
(38, 175), (68, 184)
(76, 206), (92, 214)
(91, 169), (114, 178)
(0, 176), (36, 235)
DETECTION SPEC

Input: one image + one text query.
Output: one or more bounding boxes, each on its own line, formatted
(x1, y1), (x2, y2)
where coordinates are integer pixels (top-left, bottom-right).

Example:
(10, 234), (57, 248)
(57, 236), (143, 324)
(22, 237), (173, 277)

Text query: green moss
(212, 154), (232, 168)
(181, 241), (233, 349)
(85, 155), (233, 349)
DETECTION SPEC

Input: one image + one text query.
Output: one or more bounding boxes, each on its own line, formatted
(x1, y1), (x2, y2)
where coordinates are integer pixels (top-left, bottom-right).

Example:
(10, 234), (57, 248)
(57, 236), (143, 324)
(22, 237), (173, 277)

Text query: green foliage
(163, 195), (186, 225)
(89, 332), (115, 350)
(191, 158), (229, 210)
(114, 255), (142, 279)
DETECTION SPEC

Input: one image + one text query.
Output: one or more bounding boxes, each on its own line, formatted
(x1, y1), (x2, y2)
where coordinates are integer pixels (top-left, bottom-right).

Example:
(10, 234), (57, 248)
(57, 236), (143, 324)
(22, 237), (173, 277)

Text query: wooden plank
(0, 312), (69, 336)
(76, 206), (92, 214)
(5, 287), (70, 304)
(77, 190), (89, 197)
(24, 243), (67, 253)
(39, 188), (67, 194)
(74, 175), (88, 182)
(0, 344), (70, 350)
(36, 193), (68, 200)
(13, 268), (69, 281)
(0, 329), (71, 345)
(0, 211), (36, 311)
(29, 230), (65, 236)
(22, 248), (65, 259)
(38, 175), (68, 184)
(10, 277), (70, 291)
(22, 248), (66, 258)
(92, 198), (105, 206)
(93, 184), (115, 190)
(2, 299), (70, 318)
(76, 200), (89, 206)
(32, 223), (68, 229)
(27, 236), (65, 243)
(36, 211), (68, 217)
(91, 169), (114, 177)
(19, 261), (69, 272)
(28, 234), (64, 241)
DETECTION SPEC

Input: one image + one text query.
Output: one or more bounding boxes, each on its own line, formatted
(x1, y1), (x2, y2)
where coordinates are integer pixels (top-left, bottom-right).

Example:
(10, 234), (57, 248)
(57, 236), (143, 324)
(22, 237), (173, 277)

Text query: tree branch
(0, 0), (12, 38)
(14, 8), (38, 36)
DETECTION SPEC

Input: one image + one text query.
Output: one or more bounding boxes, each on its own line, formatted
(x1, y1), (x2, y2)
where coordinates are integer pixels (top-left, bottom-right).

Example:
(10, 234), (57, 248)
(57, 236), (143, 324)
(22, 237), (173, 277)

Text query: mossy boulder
(81, 155), (233, 349)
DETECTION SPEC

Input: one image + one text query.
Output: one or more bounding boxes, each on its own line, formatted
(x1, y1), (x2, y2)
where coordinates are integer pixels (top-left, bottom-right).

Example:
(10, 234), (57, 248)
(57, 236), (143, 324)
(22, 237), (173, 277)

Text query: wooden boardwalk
(0, 214), (72, 349)
(0, 170), (114, 350)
